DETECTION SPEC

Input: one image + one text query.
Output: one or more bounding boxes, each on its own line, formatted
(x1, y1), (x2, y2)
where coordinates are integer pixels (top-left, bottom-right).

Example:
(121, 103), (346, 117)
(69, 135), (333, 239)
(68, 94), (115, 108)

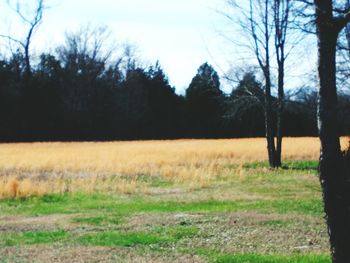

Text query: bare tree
(249, 0), (277, 167)
(1, 0), (45, 76)
(57, 25), (114, 118)
(58, 25), (113, 67)
(225, 0), (292, 167)
(274, 0), (291, 166)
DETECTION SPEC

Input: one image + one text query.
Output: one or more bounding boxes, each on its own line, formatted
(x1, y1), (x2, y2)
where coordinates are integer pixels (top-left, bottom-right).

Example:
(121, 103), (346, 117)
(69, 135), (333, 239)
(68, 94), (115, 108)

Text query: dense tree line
(0, 41), (349, 142)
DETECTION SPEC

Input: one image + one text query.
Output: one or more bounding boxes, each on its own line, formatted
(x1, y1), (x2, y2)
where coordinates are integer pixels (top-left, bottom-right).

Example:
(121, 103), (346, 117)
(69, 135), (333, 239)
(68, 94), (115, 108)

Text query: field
(0, 138), (348, 262)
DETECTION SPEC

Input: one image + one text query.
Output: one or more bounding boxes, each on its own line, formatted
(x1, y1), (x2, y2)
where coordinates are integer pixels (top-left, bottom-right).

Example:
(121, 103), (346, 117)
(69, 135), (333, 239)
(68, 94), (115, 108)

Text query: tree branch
(335, 9), (350, 32)
(0, 34), (25, 48)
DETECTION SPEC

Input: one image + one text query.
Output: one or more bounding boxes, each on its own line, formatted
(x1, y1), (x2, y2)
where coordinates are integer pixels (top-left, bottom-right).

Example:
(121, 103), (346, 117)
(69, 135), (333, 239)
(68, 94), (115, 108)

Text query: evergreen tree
(185, 63), (224, 137)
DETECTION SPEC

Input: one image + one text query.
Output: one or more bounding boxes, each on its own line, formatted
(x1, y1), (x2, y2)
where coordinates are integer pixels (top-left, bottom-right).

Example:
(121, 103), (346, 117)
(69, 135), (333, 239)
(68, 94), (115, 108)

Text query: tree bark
(274, 0), (289, 168)
(24, 43), (31, 77)
(314, 1), (350, 261)
(262, 0), (278, 168)
(264, 67), (277, 167)
(275, 59), (284, 167)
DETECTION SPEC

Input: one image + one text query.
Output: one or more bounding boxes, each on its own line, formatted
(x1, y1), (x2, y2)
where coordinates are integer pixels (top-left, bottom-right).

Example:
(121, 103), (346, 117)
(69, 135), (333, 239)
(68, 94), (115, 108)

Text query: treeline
(0, 34), (349, 141)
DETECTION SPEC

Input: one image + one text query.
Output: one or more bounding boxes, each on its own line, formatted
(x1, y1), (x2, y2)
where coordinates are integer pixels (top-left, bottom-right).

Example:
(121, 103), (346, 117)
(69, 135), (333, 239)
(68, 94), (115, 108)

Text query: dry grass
(0, 137), (348, 198)
(0, 177), (49, 198)
(0, 175), (139, 198)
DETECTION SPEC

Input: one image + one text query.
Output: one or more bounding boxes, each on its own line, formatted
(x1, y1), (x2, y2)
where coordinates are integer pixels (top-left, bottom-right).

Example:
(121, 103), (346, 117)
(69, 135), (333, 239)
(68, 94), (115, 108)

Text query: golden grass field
(0, 137), (348, 198)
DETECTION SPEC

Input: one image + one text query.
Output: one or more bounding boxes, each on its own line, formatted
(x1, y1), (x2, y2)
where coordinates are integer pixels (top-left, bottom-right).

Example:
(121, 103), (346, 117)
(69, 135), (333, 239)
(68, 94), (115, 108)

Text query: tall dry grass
(0, 137), (348, 198)
(0, 175), (139, 198)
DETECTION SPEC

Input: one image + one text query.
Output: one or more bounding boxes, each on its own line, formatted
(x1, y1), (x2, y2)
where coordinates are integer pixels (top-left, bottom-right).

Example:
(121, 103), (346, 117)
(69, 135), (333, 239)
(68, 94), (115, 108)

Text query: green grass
(77, 226), (198, 247)
(154, 226), (199, 240)
(136, 174), (174, 187)
(0, 230), (69, 246)
(0, 193), (323, 217)
(0, 160), (329, 262)
(0, 226), (198, 248)
(213, 254), (330, 263)
(72, 215), (122, 225)
(258, 219), (293, 227)
(243, 160), (318, 172)
(77, 232), (166, 247)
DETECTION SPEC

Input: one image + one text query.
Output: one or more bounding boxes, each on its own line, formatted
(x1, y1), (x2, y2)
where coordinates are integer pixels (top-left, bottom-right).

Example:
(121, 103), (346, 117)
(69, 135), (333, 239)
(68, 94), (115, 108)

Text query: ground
(0, 138), (348, 262)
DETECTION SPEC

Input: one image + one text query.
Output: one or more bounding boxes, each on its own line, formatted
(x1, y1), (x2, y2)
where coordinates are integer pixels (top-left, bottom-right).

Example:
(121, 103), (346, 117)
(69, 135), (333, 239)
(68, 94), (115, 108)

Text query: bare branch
(3, 0), (46, 75)
(0, 34), (25, 48)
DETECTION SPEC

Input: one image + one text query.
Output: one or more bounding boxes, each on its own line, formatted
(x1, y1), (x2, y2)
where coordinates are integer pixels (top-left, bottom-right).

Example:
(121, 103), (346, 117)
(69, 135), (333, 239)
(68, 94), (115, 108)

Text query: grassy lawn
(0, 156), (330, 262)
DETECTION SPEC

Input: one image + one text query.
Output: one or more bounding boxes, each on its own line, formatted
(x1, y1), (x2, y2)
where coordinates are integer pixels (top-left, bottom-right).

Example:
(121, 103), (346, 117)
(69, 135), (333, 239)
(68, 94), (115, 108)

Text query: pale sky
(0, 0), (317, 94)
(0, 0), (236, 93)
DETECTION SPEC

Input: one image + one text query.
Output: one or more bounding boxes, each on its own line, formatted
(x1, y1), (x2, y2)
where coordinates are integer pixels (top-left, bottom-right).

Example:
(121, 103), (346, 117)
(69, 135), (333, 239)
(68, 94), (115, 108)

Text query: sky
(0, 0), (317, 94)
(0, 0), (236, 94)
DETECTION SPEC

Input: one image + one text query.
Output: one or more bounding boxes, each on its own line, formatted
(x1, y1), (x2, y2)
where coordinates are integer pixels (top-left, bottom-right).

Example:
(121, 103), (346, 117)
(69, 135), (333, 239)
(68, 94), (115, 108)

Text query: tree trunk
(275, 59), (284, 168)
(24, 44), (31, 77)
(263, 0), (278, 168)
(273, 0), (289, 168)
(315, 1), (350, 261)
(264, 67), (277, 167)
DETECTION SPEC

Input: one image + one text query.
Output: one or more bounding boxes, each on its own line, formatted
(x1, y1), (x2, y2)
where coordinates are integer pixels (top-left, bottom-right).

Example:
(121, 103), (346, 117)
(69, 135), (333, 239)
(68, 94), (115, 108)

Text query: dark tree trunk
(275, 59), (284, 168)
(314, 1), (350, 261)
(262, 0), (278, 168)
(274, 0), (288, 168)
(24, 44), (31, 77)
(264, 68), (277, 167)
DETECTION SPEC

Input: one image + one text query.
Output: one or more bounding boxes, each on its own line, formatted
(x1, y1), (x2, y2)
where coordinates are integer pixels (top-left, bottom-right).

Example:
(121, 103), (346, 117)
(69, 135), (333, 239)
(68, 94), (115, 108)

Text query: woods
(0, 48), (349, 142)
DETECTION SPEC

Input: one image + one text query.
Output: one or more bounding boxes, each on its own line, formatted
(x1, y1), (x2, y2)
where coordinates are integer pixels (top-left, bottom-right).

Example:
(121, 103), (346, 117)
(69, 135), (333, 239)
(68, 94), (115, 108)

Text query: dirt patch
(147, 188), (185, 195)
(124, 211), (322, 230)
(0, 245), (205, 263)
(185, 212), (328, 254)
(121, 211), (328, 255)
(0, 214), (74, 232)
(124, 212), (205, 232)
(227, 211), (322, 225)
